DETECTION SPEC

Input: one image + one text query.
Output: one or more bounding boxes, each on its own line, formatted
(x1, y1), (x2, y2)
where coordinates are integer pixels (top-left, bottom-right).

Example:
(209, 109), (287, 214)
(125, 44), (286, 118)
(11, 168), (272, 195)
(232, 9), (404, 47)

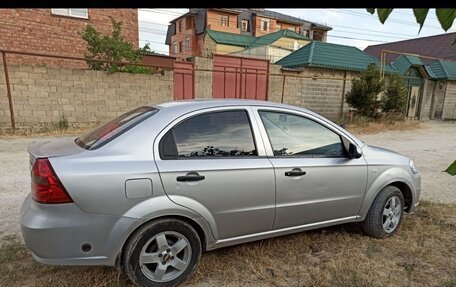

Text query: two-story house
(165, 8), (332, 59)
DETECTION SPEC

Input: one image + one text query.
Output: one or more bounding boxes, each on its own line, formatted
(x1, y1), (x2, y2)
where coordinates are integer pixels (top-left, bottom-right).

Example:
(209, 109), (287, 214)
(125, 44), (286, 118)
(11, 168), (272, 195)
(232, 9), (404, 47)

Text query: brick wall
(206, 10), (241, 34)
(169, 15), (197, 59)
(442, 81), (456, 120)
(0, 9), (138, 68)
(0, 65), (172, 131)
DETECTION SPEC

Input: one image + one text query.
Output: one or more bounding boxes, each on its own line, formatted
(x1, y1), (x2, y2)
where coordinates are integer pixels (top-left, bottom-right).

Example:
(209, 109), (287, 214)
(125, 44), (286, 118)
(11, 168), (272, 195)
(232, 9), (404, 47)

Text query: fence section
(0, 50), (174, 131)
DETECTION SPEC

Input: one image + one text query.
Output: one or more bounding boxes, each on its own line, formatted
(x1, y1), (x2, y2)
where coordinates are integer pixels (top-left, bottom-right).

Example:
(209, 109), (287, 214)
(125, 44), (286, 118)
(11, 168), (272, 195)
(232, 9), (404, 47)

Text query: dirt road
(0, 121), (455, 237)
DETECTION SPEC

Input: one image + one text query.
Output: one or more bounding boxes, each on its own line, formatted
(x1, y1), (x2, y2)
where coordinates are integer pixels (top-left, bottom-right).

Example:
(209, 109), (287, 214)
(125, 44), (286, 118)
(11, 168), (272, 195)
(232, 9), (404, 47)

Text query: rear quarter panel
(48, 112), (217, 247)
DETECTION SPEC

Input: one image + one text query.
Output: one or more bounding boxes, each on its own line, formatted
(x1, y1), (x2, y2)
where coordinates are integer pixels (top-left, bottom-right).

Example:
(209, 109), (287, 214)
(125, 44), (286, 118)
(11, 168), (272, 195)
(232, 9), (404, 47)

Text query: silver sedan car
(21, 100), (421, 287)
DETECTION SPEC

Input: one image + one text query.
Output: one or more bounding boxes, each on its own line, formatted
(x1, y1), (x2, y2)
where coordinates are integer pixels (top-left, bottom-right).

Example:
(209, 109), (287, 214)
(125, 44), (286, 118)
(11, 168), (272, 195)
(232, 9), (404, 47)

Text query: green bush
(57, 114), (69, 130)
(80, 17), (153, 74)
(345, 63), (384, 119)
(382, 73), (408, 117)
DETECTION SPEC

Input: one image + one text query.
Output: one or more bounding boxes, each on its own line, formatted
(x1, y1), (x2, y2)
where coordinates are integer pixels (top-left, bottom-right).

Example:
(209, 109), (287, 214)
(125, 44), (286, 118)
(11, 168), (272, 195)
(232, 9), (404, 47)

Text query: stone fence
(0, 65), (173, 131)
(1, 59), (455, 132)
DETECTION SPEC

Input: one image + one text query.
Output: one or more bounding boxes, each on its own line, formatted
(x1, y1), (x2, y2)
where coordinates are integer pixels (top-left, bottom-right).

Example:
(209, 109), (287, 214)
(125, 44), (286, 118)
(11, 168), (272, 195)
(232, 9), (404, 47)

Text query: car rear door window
(161, 110), (257, 159)
(259, 111), (346, 157)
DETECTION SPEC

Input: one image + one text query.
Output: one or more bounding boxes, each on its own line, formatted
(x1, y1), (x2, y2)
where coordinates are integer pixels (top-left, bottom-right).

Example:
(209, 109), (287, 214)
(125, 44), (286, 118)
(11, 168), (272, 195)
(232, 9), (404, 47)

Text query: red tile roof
(364, 32), (456, 63)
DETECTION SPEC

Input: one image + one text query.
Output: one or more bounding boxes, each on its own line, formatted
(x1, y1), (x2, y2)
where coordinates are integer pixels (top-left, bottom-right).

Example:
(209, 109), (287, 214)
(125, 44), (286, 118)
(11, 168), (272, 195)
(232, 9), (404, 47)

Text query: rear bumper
(20, 194), (137, 266)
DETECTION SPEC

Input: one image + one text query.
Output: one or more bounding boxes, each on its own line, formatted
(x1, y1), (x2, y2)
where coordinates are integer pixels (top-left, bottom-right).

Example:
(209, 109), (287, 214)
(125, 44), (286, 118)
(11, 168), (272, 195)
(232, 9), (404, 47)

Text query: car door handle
(285, 168), (306, 177)
(176, 172), (205, 182)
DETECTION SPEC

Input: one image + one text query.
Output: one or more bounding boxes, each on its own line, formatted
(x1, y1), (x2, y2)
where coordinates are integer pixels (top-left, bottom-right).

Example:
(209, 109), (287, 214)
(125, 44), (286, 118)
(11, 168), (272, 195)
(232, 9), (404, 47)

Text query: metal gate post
(2, 52), (15, 129)
(281, 75), (286, 103)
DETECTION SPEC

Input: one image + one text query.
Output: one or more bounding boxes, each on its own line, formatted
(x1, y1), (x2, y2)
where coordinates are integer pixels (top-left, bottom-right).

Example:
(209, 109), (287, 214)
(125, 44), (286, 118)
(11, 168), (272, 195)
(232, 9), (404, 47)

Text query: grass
(1, 201), (455, 287)
(346, 120), (421, 135)
(0, 125), (95, 139)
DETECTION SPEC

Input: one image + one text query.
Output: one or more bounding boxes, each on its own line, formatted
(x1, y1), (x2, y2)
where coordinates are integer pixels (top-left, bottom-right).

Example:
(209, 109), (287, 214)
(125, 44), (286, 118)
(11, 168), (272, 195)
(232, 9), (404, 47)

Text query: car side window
(160, 110), (257, 159)
(259, 111), (346, 157)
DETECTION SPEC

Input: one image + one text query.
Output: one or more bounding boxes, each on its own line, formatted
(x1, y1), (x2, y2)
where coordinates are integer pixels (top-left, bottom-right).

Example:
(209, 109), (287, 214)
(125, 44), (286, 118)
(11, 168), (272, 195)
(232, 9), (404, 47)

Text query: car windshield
(76, 106), (158, 150)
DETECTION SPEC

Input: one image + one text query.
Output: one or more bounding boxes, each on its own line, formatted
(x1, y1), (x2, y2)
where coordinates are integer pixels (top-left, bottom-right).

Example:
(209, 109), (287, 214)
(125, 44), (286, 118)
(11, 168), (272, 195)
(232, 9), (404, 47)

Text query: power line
(331, 29), (410, 40)
(332, 9), (444, 30)
(327, 24), (420, 37)
(327, 35), (383, 43)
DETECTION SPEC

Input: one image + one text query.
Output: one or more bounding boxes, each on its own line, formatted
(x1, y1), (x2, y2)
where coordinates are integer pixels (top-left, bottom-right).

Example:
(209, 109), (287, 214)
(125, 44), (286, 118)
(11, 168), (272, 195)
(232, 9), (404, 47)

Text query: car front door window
(259, 111), (346, 157)
(256, 109), (367, 229)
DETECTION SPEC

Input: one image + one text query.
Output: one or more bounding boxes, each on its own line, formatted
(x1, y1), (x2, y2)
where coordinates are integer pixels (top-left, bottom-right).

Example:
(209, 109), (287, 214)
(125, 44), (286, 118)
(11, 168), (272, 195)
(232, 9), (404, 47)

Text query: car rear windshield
(76, 106), (158, 150)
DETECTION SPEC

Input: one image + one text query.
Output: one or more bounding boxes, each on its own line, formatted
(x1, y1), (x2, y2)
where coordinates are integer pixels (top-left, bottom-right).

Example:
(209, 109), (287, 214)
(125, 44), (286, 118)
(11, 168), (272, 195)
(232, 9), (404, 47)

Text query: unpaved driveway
(0, 121), (455, 238)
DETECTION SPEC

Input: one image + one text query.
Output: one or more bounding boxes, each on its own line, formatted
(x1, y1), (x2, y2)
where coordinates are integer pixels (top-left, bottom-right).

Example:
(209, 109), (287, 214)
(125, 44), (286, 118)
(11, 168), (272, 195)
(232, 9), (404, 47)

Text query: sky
(138, 8), (456, 55)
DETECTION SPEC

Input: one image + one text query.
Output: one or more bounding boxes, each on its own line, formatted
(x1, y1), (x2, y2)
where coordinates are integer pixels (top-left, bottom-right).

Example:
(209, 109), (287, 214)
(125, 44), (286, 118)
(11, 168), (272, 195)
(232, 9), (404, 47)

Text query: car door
(252, 107), (368, 230)
(154, 107), (276, 240)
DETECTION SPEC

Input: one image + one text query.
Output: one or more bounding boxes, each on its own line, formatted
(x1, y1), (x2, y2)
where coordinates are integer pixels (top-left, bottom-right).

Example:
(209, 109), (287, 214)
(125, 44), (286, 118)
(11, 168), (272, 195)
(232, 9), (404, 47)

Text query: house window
(51, 8), (88, 19)
(219, 15), (229, 27)
(179, 41), (183, 53)
(185, 36), (191, 52)
(287, 27), (295, 31)
(178, 20), (183, 33)
(261, 18), (270, 32)
(241, 19), (249, 31)
(172, 42), (177, 54)
(276, 24), (282, 31)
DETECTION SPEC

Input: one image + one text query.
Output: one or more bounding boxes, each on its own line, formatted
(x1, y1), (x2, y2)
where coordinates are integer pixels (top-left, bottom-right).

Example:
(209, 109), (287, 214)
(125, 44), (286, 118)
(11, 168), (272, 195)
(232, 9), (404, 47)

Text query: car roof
(153, 99), (314, 115)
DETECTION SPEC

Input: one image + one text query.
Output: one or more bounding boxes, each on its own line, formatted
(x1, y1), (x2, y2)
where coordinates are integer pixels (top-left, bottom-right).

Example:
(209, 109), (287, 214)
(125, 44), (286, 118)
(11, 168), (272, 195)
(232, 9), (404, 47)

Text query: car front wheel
(363, 185), (404, 238)
(123, 219), (202, 287)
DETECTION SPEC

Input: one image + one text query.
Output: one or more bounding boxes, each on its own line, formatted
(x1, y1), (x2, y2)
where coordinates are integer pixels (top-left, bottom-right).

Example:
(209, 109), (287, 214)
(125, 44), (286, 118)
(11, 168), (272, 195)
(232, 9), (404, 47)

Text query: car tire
(122, 218), (202, 287)
(363, 185), (404, 239)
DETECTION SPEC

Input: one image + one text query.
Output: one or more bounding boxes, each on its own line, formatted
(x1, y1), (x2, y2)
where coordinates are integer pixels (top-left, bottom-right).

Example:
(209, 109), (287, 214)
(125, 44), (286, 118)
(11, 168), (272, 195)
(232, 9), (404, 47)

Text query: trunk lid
(28, 137), (86, 167)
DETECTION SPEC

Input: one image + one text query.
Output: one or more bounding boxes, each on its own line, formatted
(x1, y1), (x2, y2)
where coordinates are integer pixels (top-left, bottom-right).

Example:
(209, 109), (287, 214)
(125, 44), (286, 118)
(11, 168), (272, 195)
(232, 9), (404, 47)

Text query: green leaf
(413, 9), (429, 33)
(436, 9), (456, 31)
(444, 160), (456, 176)
(366, 8), (375, 14)
(377, 9), (394, 24)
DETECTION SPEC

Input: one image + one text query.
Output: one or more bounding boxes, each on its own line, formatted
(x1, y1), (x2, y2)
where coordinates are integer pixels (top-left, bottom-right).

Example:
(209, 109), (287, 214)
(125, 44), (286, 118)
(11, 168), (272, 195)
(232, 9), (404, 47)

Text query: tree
(382, 73), (408, 116)
(345, 63), (384, 119)
(366, 8), (456, 175)
(366, 9), (456, 33)
(80, 17), (153, 74)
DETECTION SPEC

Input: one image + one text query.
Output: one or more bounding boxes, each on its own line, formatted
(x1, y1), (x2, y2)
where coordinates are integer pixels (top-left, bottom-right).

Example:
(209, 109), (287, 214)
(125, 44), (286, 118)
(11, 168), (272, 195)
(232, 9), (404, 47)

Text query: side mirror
(348, 143), (363, 159)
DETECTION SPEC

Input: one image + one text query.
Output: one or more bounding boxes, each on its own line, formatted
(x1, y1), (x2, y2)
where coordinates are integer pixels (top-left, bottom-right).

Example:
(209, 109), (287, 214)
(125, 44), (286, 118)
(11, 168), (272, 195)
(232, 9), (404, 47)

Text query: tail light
(31, 158), (73, 204)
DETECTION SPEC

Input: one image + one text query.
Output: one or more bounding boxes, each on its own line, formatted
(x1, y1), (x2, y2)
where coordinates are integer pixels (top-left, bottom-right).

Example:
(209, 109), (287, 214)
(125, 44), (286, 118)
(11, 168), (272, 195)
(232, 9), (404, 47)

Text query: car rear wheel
(363, 185), (404, 238)
(123, 219), (202, 287)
